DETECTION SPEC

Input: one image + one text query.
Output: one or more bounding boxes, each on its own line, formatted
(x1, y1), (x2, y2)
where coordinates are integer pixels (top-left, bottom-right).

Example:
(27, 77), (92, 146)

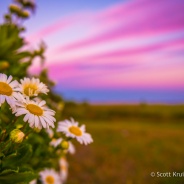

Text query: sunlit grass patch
(68, 120), (184, 184)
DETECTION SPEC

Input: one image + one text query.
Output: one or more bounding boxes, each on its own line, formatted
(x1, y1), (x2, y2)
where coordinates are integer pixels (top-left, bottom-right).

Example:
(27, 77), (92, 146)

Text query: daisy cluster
(0, 73), (93, 184)
(0, 73), (93, 144)
(0, 73), (55, 129)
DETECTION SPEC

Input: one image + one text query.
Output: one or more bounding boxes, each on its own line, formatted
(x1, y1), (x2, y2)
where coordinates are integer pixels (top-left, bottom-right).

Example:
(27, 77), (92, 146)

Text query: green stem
(1, 139), (11, 151)
(24, 129), (34, 139)
(12, 117), (19, 125)
(0, 130), (6, 142)
(21, 121), (27, 131)
(66, 137), (72, 141)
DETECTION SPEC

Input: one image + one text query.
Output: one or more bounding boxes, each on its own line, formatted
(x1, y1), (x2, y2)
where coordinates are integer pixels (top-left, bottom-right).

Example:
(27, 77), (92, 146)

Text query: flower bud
(10, 129), (25, 143)
(57, 102), (64, 111)
(20, 10), (30, 18)
(4, 14), (11, 21)
(33, 128), (41, 133)
(0, 61), (10, 71)
(9, 4), (21, 14)
(16, 124), (23, 129)
(60, 140), (69, 150)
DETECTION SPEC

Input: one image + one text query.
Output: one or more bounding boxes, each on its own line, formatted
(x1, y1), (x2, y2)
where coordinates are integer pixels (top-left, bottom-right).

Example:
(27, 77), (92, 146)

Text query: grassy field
(64, 104), (184, 184)
(63, 103), (184, 184)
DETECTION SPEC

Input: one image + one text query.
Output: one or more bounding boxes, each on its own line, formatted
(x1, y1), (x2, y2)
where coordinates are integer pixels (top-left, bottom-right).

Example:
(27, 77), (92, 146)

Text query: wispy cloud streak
(28, 0), (184, 100)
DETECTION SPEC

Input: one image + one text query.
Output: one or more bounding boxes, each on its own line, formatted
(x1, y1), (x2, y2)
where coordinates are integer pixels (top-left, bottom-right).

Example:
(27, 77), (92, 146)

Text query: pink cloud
(26, 11), (91, 42)
(51, 0), (184, 53)
(50, 62), (184, 90)
(29, 37), (184, 82)
(28, 0), (184, 93)
(27, 0), (184, 49)
(72, 39), (184, 62)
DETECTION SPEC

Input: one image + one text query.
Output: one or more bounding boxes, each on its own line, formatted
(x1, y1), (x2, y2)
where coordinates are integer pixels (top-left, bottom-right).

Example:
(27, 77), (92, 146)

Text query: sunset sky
(0, 0), (184, 103)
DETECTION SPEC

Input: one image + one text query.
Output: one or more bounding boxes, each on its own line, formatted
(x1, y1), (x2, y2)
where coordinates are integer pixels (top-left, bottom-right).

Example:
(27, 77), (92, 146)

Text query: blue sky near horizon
(54, 88), (184, 104)
(0, 0), (184, 104)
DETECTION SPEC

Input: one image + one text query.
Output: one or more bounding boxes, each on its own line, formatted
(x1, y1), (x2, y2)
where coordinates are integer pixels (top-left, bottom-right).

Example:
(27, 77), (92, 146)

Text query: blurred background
(1, 0), (184, 183)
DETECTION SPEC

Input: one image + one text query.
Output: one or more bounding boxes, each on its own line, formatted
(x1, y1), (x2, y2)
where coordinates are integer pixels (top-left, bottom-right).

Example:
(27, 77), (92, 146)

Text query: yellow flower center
(26, 104), (43, 116)
(69, 126), (82, 136)
(0, 82), (13, 96)
(45, 175), (55, 184)
(60, 165), (67, 171)
(52, 138), (56, 142)
(24, 84), (38, 96)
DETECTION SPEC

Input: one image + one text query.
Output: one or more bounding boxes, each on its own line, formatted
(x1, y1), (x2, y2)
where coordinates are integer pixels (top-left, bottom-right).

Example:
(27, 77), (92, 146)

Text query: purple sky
(1, 0), (184, 103)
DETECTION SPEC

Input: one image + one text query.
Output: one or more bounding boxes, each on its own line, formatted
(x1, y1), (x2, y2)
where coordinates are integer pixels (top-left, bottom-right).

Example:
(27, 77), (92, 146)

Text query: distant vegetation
(63, 102), (184, 122)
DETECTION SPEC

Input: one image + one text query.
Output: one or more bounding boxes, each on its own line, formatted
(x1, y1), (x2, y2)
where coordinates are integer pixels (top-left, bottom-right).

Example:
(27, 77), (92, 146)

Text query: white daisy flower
(67, 141), (75, 155)
(0, 73), (19, 109)
(46, 128), (54, 138)
(57, 118), (93, 145)
(14, 94), (56, 129)
(29, 179), (37, 184)
(59, 157), (68, 182)
(39, 168), (61, 184)
(49, 137), (75, 154)
(50, 138), (62, 148)
(17, 77), (49, 97)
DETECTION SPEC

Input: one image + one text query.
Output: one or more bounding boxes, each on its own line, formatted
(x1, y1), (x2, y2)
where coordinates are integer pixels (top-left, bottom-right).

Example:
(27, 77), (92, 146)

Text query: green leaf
(0, 171), (37, 184)
(0, 168), (19, 176)
(19, 165), (33, 172)
(2, 144), (32, 167)
(0, 153), (5, 158)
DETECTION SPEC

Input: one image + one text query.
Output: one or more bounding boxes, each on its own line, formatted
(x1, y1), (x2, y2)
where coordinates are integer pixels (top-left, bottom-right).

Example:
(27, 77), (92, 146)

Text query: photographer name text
(151, 172), (184, 177)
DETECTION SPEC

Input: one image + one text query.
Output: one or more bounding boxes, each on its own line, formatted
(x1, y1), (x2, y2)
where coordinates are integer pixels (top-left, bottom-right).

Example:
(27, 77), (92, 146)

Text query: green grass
(67, 120), (184, 184)
(63, 103), (184, 121)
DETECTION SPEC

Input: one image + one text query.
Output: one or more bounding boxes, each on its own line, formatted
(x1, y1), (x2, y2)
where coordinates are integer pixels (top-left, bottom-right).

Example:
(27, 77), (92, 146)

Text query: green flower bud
(58, 102), (64, 111)
(16, 124), (23, 129)
(0, 61), (10, 71)
(33, 128), (41, 133)
(4, 14), (11, 21)
(61, 140), (69, 150)
(10, 129), (25, 143)
(9, 4), (21, 14)
(20, 10), (30, 18)
(19, 27), (26, 32)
